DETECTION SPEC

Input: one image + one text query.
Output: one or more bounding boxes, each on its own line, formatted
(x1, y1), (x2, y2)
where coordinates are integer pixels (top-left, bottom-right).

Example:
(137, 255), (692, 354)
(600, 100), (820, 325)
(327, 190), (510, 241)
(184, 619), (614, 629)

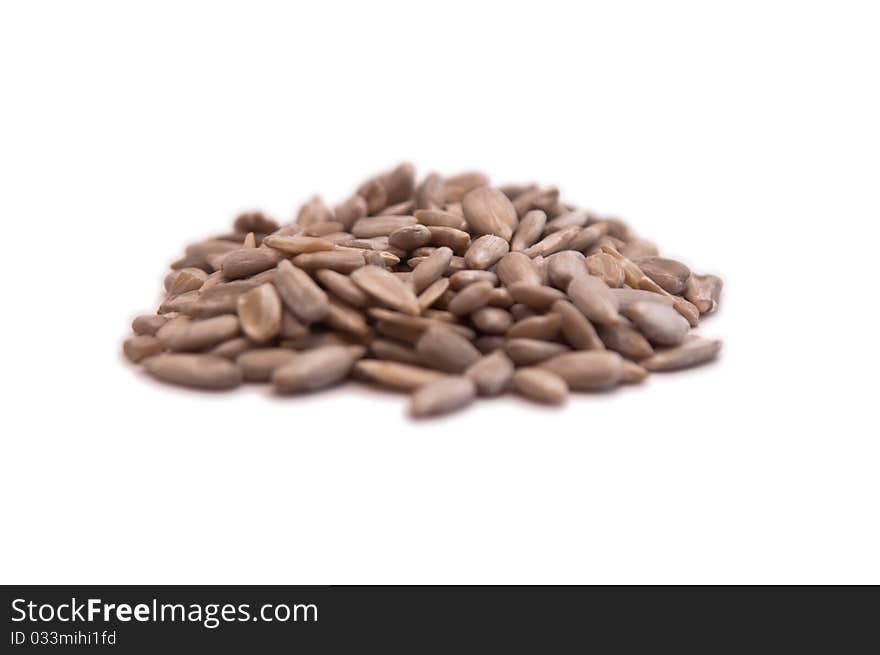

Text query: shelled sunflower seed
(125, 163), (723, 416)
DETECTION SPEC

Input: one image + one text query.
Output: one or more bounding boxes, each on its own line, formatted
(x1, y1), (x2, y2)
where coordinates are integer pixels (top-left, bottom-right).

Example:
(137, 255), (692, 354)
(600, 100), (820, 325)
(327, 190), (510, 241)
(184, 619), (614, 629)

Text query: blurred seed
(333, 194), (368, 230)
(544, 209), (589, 234)
(640, 336), (721, 371)
(166, 315), (240, 352)
(465, 350), (514, 396)
(411, 246), (453, 293)
(486, 286), (514, 308)
(243, 232), (257, 248)
(470, 307), (513, 334)
(370, 338), (424, 366)
(209, 337), (253, 360)
(512, 368), (569, 404)
(547, 250), (587, 289)
(234, 211), (278, 234)
(474, 336), (507, 354)
(414, 209), (466, 229)
(273, 345), (365, 393)
(410, 376), (477, 417)
(355, 360), (446, 391)
(167, 267), (208, 296)
(621, 360), (649, 384)
(415, 172), (445, 210)
(315, 269), (369, 307)
(237, 348), (298, 382)
(539, 351), (624, 391)
(144, 354), (242, 390)
(296, 196), (333, 227)
(444, 171), (490, 202)
(276, 259), (330, 323)
(427, 226), (471, 254)
(685, 273), (723, 314)
(123, 335), (165, 363)
(416, 327), (481, 373)
(506, 313), (562, 340)
(448, 281), (494, 316)
(621, 238), (659, 260)
(352, 214), (417, 238)
(131, 314), (168, 336)
(418, 277), (450, 311)
(506, 338), (570, 365)
(507, 282), (566, 311)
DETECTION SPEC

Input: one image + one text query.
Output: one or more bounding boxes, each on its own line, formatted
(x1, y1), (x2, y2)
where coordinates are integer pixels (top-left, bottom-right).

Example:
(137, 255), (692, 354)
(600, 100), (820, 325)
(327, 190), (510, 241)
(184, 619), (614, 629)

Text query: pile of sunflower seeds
(125, 163), (722, 417)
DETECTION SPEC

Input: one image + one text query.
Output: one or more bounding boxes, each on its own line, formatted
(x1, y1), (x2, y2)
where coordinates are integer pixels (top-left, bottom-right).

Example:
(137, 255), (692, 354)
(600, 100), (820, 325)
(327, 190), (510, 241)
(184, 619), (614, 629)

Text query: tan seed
(166, 315), (240, 352)
(315, 269), (369, 308)
(622, 301), (690, 346)
(296, 196), (333, 227)
(470, 307), (513, 334)
(547, 250), (588, 289)
(597, 323), (655, 360)
(685, 273), (723, 314)
(292, 249), (365, 273)
(410, 376), (477, 418)
(237, 283), (282, 344)
(512, 368), (569, 404)
(209, 337), (253, 360)
(426, 226), (471, 254)
(234, 211), (278, 234)
(464, 234), (510, 270)
(567, 275), (621, 326)
(352, 214), (417, 238)
(144, 354), (242, 390)
(505, 338), (570, 366)
(487, 286), (514, 308)
(415, 172), (445, 210)
(355, 360), (446, 391)
(416, 327), (481, 373)
(417, 277), (450, 311)
(552, 300), (605, 351)
(237, 348), (298, 382)
(131, 314), (168, 336)
(544, 209), (590, 234)
(333, 194), (368, 230)
(370, 338), (424, 366)
(465, 350), (514, 396)
(461, 186), (518, 240)
(496, 252), (542, 287)
(275, 259), (330, 323)
(123, 335), (165, 363)
(448, 281), (494, 316)
(414, 209), (466, 229)
(351, 265), (420, 316)
(507, 282), (566, 311)
(506, 313), (562, 340)
(262, 234), (336, 255)
(640, 336), (722, 371)
(621, 360), (649, 384)
(388, 224), (432, 251)
(510, 209), (547, 252)
(522, 226), (581, 258)
(220, 247), (283, 279)
(539, 351), (624, 391)
(585, 253), (625, 288)
(635, 257), (691, 295)
(272, 345), (365, 393)
(411, 246), (453, 293)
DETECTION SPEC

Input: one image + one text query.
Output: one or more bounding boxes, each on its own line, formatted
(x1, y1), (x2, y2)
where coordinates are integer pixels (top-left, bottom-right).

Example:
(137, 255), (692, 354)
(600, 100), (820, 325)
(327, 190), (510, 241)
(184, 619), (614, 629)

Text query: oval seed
(512, 368), (569, 404)
(144, 354), (243, 390)
(410, 376), (477, 418)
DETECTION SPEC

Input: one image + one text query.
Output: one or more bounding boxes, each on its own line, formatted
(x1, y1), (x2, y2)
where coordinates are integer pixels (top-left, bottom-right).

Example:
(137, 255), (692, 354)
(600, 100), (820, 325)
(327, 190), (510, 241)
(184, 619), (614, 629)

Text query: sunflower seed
(272, 345), (365, 393)
(506, 313), (562, 340)
(512, 368), (568, 404)
(237, 348), (298, 382)
(234, 211), (278, 234)
(551, 300), (605, 351)
(144, 354), (243, 390)
(416, 327), (481, 373)
(410, 376), (477, 417)
(585, 253), (625, 288)
(634, 257), (692, 295)
(487, 286), (514, 308)
(237, 283), (282, 343)
(622, 301), (690, 346)
(208, 337), (253, 360)
(462, 187), (518, 240)
(417, 277), (450, 311)
(354, 360), (446, 391)
(539, 351), (624, 391)
(621, 360), (649, 384)
(597, 323), (654, 360)
(123, 335), (165, 363)
(388, 224), (432, 251)
(465, 350), (514, 396)
(414, 209), (467, 229)
(166, 315), (240, 352)
(640, 336), (721, 371)
(470, 307), (513, 334)
(448, 281), (494, 316)
(444, 171), (490, 202)
(351, 265), (420, 315)
(262, 234), (336, 255)
(685, 273), (723, 314)
(352, 214), (417, 238)
(522, 226), (581, 257)
(510, 209), (547, 251)
(415, 172), (445, 209)
(567, 275), (621, 326)
(314, 269), (369, 308)
(333, 194), (368, 230)
(427, 225), (471, 254)
(370, 338), (424, 366)
(131, 314), (168, 336)
(507, 282), (566, 311)
(220, 247), (283, 279)
(275, 259), (330, 323)
(547, 250), (587, 289)
(495, 252), (542, 287)
(296, 196), (333, 227)
(505, 338), (570, 365)
(167, 267), (208, 296)
(292, 249), (365, 273)
(464, 234), (510, 270)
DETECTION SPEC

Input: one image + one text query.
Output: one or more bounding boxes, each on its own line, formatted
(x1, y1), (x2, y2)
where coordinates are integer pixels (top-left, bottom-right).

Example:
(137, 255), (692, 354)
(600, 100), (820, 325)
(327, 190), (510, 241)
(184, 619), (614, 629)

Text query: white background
(1, 1), (878, 584)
